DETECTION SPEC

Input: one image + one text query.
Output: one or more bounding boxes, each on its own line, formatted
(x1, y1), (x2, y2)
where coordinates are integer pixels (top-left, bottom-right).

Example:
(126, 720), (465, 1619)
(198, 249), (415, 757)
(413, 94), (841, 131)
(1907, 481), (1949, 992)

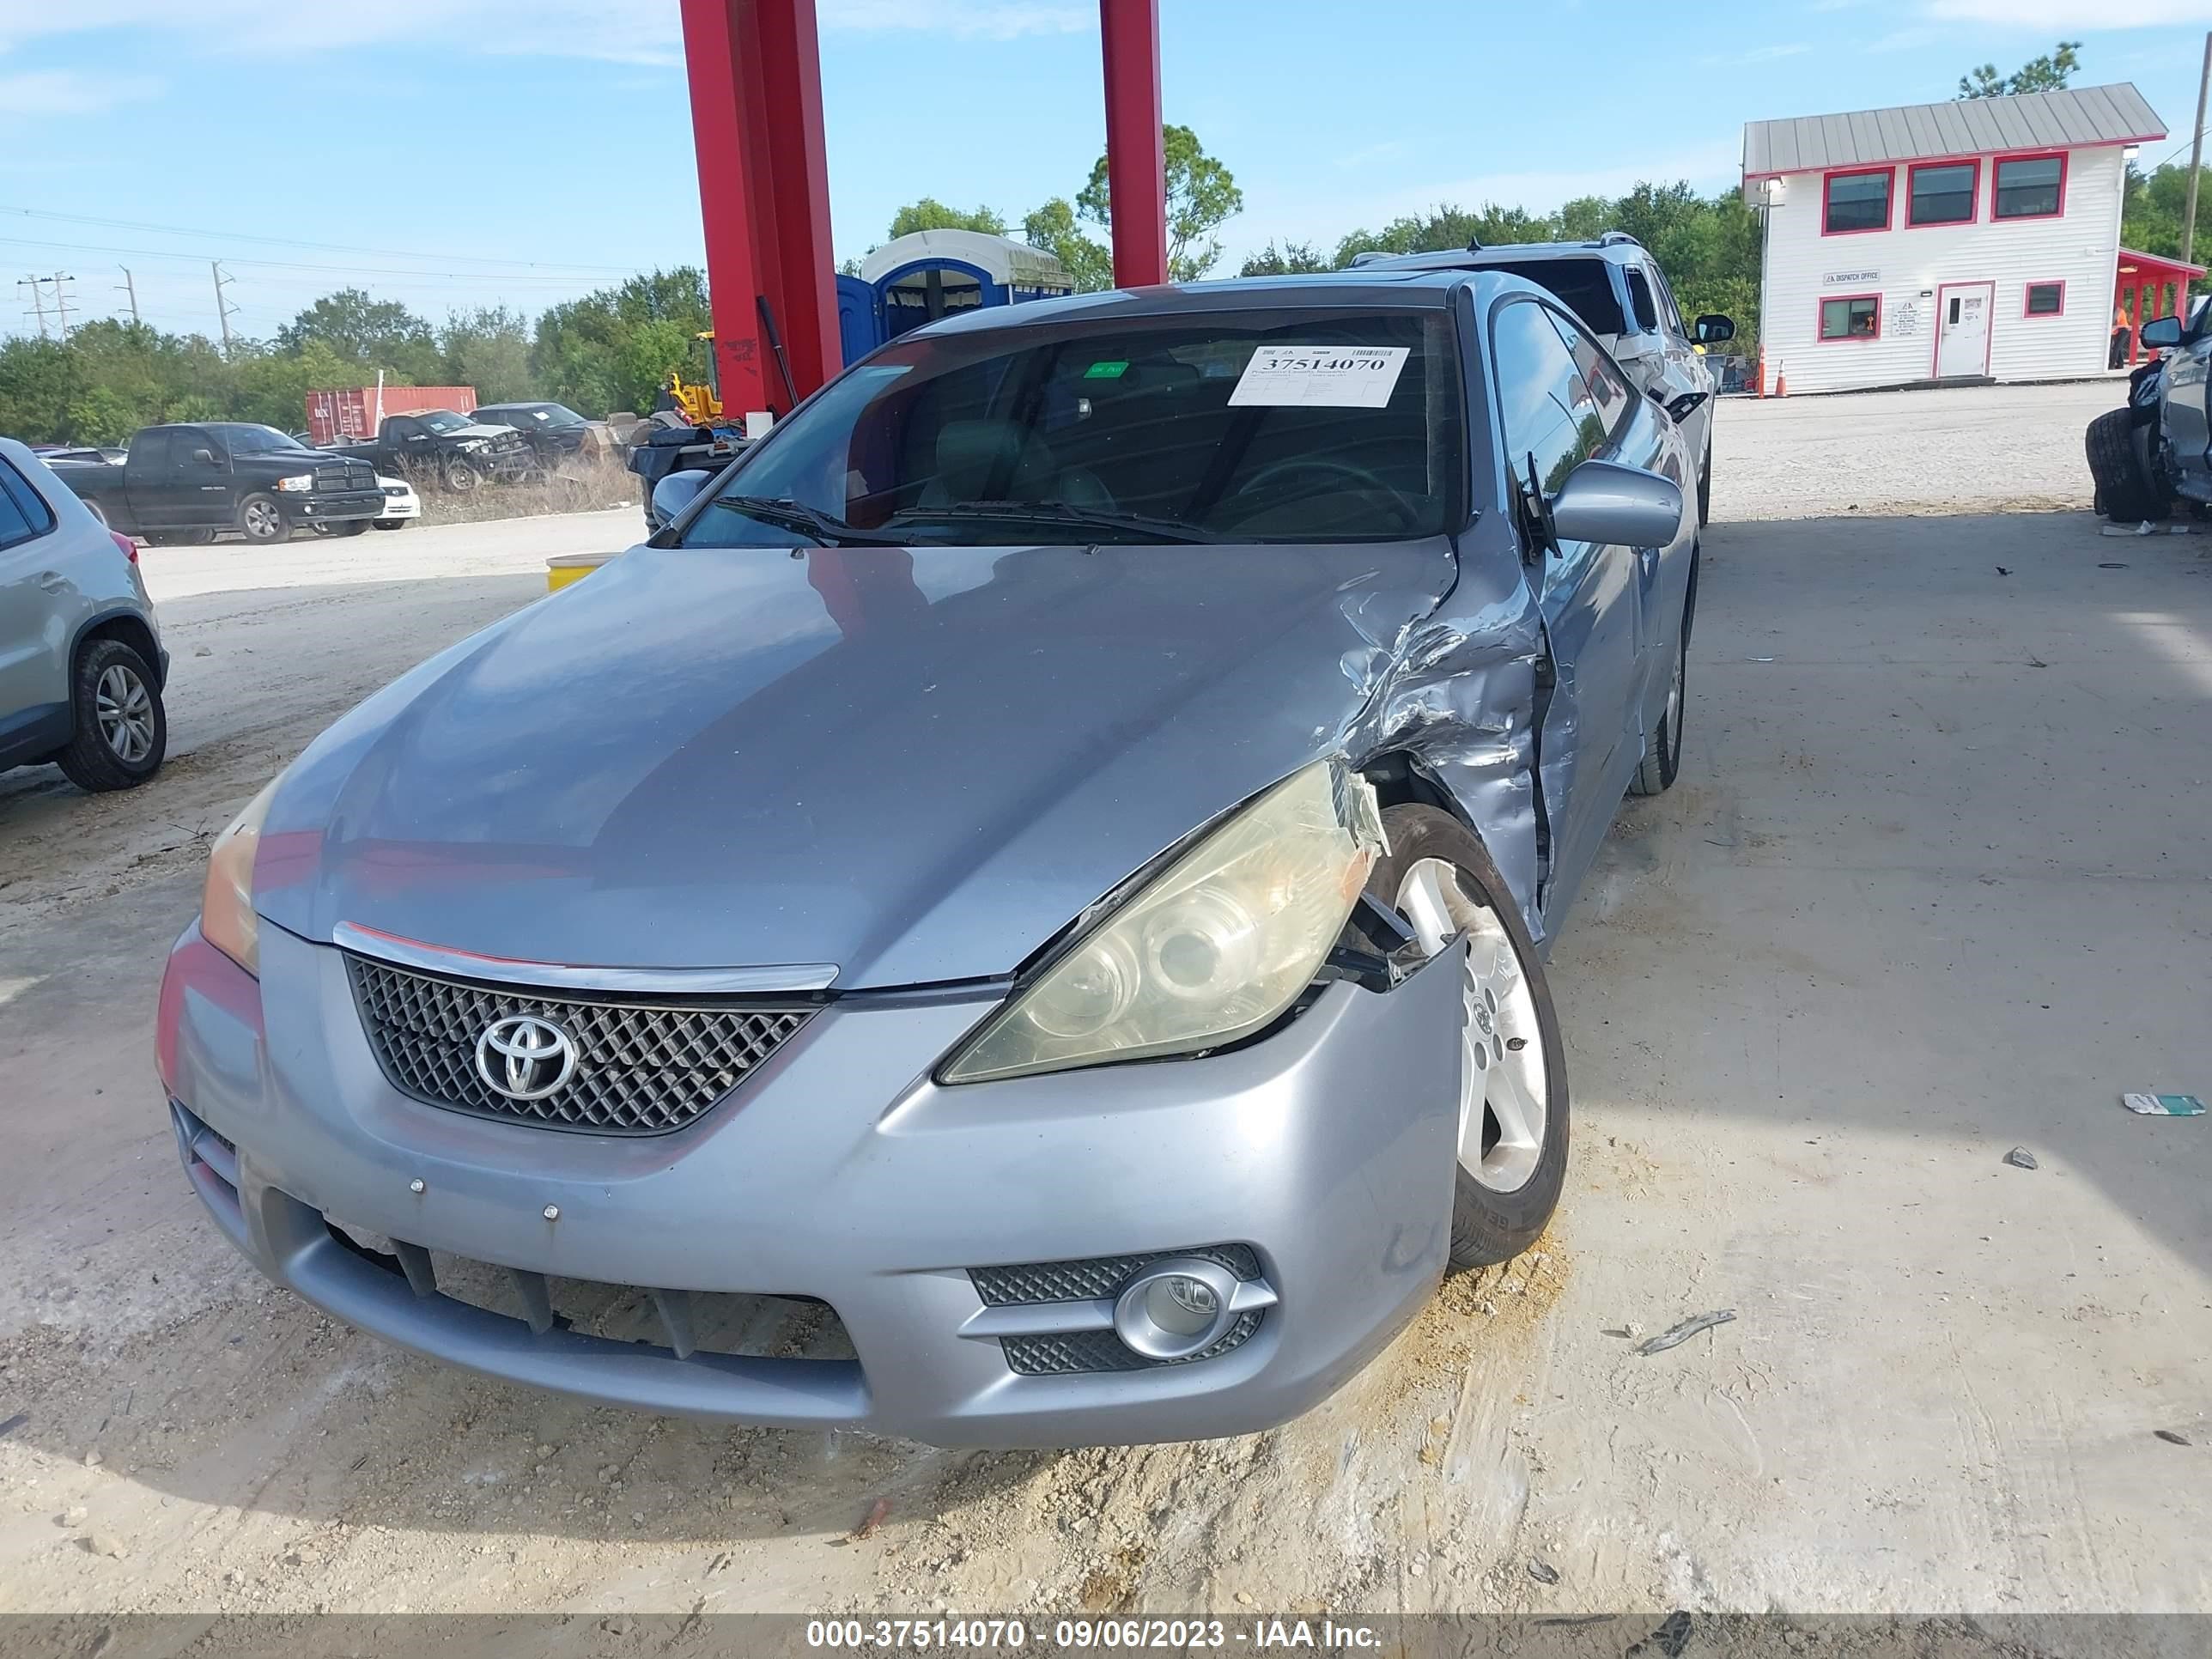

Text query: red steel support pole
(679, 0), (842, 417)
(1098, 0), (1167, 288)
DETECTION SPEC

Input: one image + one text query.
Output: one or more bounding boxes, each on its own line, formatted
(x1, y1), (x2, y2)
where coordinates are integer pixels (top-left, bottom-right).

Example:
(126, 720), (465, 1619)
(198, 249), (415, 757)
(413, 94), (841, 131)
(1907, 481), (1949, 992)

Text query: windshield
(212, 423), (309, 454)
(1492, 258), (1627, 337)
(678, 307), (1463, 548)
(492, 403), (585, 427)
(419, 410), (474, 433)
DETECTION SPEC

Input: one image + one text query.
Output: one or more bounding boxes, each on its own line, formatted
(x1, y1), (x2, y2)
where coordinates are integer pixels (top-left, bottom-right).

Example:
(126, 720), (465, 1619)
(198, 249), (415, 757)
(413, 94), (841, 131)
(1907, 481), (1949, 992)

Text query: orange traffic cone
(1775, 369), (1789, 397)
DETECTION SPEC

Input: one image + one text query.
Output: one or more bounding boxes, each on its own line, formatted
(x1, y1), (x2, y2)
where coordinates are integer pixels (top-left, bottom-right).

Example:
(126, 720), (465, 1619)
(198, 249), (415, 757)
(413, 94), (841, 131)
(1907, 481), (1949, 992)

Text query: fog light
(1113, 1257), (1241, 1360)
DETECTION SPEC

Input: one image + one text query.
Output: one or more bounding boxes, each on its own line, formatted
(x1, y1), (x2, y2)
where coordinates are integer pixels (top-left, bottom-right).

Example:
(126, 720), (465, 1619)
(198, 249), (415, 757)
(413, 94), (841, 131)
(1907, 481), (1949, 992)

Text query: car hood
(445, 423), (522, 441)
(254, 538), (1455, 988)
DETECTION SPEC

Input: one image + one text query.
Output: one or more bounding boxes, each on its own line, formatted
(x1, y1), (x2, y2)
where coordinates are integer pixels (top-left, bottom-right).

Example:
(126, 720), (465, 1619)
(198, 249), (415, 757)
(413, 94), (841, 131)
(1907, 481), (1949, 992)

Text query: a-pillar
(679, 0), (842, 416)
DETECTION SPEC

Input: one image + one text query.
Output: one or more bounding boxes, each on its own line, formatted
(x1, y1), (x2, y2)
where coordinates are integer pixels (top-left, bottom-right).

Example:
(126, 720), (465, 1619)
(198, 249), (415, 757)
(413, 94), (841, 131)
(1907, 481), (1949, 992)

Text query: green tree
(888, 198), (1007, 238)
(532, 267), (712, 415)
(1070, 125), (1244, 282)
(440, 306), (537, 404)
(64, 386), (138, 446)
(1332, 203), (1558, 267)
(1959, 40), (2081, 99)
(1239, 240), (1330, 276)
(1023, 198), (1115, 292)
(276, 289), (441, 380)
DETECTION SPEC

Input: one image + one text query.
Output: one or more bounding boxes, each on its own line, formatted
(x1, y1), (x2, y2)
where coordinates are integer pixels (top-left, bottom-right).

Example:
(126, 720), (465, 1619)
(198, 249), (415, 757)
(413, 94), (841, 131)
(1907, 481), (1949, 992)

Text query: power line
(0, 203), (640, 275)
(0, 232), (647, 288)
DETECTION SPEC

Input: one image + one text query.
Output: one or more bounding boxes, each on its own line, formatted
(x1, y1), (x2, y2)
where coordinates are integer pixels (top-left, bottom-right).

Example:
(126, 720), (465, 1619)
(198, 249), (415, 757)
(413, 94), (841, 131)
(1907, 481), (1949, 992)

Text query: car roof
(905, 268), (1547, 340)
(1352, 237), (1648, 273)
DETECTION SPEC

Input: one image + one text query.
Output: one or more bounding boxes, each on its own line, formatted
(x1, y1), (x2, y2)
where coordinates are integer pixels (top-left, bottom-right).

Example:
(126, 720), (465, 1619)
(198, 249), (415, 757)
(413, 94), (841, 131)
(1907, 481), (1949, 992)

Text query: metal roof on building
(1742, 82), (2164, 178)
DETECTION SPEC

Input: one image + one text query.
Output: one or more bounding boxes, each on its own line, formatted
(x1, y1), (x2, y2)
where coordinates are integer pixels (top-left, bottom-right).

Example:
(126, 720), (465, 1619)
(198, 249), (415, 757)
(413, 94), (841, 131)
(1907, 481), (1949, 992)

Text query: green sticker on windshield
(1084, 360), (1130, 379)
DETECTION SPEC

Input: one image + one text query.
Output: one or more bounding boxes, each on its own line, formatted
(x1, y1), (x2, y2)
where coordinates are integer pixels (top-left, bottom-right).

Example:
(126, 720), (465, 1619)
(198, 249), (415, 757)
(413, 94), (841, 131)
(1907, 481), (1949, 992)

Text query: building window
(1993, 154), (2065, 219)
(1823, 168), (1892, 234)
(2024, 281), (2065, 317)
(1820, 294), (1881, 340)
(1907, 161), (1978, 226)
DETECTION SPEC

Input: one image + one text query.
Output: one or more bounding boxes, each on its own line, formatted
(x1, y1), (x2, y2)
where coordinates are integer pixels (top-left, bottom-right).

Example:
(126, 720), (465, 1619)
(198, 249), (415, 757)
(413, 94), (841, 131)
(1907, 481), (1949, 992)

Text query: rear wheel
(55, 638), (166, 792)
(237, 494), (287, 544)
(1365, 805), (1568, 1268)
(2085, 406), (2171, 522)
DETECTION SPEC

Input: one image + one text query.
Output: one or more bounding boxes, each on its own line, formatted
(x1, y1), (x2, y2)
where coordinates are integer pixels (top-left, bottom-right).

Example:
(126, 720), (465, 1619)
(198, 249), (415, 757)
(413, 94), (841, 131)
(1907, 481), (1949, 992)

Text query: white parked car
(373, 475), (420, 530)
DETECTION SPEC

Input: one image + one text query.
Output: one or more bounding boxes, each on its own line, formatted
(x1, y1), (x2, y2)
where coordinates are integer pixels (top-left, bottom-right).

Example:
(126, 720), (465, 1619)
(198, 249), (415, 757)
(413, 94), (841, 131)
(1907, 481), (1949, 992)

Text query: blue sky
(3, 0), (2211, 343)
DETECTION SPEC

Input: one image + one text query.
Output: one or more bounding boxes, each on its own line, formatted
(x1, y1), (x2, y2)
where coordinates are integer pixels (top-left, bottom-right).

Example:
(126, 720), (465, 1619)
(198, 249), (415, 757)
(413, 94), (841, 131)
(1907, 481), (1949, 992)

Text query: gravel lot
(3, 384), (2207, 1629)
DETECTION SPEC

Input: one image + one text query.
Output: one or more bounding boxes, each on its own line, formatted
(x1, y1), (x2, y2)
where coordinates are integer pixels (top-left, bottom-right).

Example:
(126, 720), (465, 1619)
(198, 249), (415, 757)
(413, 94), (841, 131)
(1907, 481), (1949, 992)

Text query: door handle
(38, 570), (67, 592)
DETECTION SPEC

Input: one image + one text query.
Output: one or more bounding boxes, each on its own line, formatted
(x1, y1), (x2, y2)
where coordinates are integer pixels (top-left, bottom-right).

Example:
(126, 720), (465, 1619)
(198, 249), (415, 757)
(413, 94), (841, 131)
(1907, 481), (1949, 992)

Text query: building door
(1935, 282), (1994, 378)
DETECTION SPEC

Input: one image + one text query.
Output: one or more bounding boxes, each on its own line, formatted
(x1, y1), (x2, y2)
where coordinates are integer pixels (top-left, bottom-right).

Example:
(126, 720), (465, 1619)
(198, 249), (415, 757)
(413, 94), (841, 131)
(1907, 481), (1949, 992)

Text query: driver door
(1487, 296), (1643, 924)
(386, 417), (434, 480)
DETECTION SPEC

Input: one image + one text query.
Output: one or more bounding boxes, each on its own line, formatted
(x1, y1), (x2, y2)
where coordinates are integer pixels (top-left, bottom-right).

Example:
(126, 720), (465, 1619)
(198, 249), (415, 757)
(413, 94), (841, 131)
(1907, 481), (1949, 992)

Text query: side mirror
(1548, 459), (1683, 549)
(650, 468), (712, 528)
(190, 447), (218, 467)
(1692, 314), (1735, 344)
(2140, 314), (2184, 349)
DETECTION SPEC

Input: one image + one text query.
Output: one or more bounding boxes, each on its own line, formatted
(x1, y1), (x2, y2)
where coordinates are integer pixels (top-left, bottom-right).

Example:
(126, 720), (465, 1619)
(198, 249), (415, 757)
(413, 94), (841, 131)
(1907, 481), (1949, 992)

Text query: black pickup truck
(325, 409), (533, 491)
(52, 423), (383, 545)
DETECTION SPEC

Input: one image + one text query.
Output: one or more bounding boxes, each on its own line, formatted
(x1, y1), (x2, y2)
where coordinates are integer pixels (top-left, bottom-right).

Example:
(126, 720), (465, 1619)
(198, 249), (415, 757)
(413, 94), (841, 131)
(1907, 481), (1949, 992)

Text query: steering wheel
(1230, 456), (1420, 531)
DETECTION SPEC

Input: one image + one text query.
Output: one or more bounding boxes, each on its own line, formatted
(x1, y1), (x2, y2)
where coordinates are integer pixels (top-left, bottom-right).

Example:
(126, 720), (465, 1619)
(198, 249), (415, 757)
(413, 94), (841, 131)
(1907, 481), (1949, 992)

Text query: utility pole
(2185, 30), (2212, 267)
(211, 260), (240, 355)
(117, 266), (140, 325)
(48, 271), (75, 341)
(16, 276), (49, 339)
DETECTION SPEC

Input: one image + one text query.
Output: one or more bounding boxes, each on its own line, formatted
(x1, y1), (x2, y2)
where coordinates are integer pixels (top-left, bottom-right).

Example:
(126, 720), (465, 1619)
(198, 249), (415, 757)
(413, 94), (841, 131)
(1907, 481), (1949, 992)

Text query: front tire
(236, 494), (287, 544)
(442, 457), (482, 492)
(1365, 805), (1568, 1268)
(55, 638), (166, 792)
(2085, 406), (2171, 522)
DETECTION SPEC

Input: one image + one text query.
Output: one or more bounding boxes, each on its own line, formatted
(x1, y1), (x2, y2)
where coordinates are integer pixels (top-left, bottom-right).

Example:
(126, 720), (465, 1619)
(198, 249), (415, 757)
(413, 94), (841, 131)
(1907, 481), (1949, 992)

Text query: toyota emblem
(475, 1015), (580, 1102)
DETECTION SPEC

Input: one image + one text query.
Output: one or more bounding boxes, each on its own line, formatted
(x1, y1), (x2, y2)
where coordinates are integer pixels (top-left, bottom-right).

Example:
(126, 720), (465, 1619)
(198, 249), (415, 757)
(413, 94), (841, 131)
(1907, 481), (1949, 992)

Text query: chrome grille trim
(343, 954), (817, 1135)
(331, 922), (837, 993)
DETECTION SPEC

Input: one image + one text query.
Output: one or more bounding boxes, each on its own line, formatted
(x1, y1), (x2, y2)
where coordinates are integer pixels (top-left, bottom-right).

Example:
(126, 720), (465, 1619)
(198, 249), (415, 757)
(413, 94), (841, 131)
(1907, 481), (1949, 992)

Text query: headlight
(273, 473), (314, 492)
(940, 762), (1383, 1084)
(459, 438), (486, 452)
(201, 775), (283, 975)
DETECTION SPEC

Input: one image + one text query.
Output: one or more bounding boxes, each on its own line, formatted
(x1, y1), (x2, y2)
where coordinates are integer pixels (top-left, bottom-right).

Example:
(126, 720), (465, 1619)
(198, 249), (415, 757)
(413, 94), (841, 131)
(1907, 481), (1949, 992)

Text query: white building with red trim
(1742, 83), (2193, 395)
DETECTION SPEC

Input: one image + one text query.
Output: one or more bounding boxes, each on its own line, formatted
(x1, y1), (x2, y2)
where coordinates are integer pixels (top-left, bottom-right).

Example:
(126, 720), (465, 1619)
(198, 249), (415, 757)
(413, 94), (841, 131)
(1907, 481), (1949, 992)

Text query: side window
(135, 430), (173, 469)
(1625, 268), (1660, 334)
(0, 458), (56, 550)
(177, 428), (218, 466)
(1545, 309), (1637, 446)
(1490, 298), (1602, 499)
(390, 419), (422, 441)
(1648, 264), (1688, 338)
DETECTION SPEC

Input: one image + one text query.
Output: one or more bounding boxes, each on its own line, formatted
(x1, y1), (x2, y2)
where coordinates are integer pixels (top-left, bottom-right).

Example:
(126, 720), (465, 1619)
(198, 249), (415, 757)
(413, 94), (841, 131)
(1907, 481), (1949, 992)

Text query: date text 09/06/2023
(805, 1617), (1389, 1650)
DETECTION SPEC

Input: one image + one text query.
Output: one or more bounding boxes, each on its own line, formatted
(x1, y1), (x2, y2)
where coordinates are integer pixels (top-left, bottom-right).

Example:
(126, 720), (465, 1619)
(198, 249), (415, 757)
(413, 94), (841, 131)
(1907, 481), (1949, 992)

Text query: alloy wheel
(96, 663), (155, 764)
(244, 501), (279, 539)
(1394, 858), (1550, 1194)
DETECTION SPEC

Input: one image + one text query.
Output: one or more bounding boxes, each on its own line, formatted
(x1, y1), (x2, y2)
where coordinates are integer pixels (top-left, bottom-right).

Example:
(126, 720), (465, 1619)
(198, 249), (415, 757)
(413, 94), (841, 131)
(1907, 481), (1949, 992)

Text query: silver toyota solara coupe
(156, 270), (1699, 1447)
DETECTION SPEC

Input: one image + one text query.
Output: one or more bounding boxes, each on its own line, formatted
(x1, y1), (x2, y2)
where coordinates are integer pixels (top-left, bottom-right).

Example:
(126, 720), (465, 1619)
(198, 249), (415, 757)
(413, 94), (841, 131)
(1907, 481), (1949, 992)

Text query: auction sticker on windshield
(1229, 345), (1409, 408)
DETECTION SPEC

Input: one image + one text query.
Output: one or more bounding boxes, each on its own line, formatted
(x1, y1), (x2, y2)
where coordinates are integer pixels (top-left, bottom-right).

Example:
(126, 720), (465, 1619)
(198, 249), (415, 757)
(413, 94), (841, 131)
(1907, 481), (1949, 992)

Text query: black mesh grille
(1001, 1311), (1264, 1376)
(315, 462), (374, 491)
(344, 955), (814, 1135)
(969, 1244), (1261, 1307)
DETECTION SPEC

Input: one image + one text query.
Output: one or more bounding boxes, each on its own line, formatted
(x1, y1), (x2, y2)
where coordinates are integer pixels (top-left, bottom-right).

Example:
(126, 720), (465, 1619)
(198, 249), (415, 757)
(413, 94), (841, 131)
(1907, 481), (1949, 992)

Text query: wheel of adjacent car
(2084, 406), (2171, 522)
(372, 518), (407, 531)
(1365, 805), (1568, 1269)
(325, 520), (368, 538)
(443, 457), (481, 492)
(55, 636), (167, 792)
(236, 493), (287, 544)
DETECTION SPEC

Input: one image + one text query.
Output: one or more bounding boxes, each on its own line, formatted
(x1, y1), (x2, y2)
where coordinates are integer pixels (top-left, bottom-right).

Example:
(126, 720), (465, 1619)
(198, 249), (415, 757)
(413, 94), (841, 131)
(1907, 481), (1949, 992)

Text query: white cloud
(1928, 0), (2212, 24)
(0, 68), (159, 117)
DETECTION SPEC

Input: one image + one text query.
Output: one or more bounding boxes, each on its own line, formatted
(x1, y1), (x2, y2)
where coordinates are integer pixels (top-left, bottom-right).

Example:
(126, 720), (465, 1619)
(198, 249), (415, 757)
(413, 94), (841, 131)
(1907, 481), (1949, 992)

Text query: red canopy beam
(679, 0), (842, 416)
(1099, 0), (1168, 288)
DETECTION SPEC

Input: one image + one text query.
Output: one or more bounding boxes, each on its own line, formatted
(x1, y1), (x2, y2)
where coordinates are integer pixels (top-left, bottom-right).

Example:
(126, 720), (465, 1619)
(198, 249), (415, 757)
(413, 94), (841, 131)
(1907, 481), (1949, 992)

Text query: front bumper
(295, 489), (385, 523)
(155, 922), (1463, 1448)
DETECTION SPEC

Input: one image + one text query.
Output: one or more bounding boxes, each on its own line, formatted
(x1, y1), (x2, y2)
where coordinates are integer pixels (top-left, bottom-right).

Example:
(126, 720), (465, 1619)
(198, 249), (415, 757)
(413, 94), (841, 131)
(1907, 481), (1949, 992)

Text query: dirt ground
(3, 386), (2207, 1623)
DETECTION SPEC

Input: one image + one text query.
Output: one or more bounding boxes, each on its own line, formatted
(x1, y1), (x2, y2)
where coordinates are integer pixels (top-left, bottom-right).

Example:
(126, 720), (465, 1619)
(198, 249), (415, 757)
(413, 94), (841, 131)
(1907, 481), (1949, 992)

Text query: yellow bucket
(546, 552), (617, 592)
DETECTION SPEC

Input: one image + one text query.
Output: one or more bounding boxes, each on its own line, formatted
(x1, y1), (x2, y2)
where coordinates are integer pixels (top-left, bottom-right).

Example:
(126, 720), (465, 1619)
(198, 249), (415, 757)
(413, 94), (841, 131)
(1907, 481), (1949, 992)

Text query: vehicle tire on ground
(325, 520), (369, 538)
(236, 493), (288, 544)
(2085, 406), (2171, 522)
(54, 636), (167, 793)
(144, 528), (215, 548)
(442, 458), (482, 492)
(1364, 805), (1568, 1269)
(371, 518), (409, 531)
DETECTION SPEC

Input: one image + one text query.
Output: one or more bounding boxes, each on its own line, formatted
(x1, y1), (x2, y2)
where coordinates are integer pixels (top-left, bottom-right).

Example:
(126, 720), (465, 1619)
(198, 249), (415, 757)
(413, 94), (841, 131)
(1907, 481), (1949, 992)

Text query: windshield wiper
(884, 500), (1219, 544)
(711, 495), (915, 545)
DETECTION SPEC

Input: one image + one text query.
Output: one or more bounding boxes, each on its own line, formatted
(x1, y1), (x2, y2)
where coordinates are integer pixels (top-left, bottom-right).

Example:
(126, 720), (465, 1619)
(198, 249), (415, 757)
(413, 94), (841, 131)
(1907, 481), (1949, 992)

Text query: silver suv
(0, 437), (169, 791)
(1354, 233), (1735, 525)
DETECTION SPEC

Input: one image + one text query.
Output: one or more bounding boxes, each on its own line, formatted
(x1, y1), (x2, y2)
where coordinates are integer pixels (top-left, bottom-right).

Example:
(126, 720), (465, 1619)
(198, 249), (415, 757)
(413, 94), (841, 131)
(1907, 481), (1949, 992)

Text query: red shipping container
(304, 386), (477, 447)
